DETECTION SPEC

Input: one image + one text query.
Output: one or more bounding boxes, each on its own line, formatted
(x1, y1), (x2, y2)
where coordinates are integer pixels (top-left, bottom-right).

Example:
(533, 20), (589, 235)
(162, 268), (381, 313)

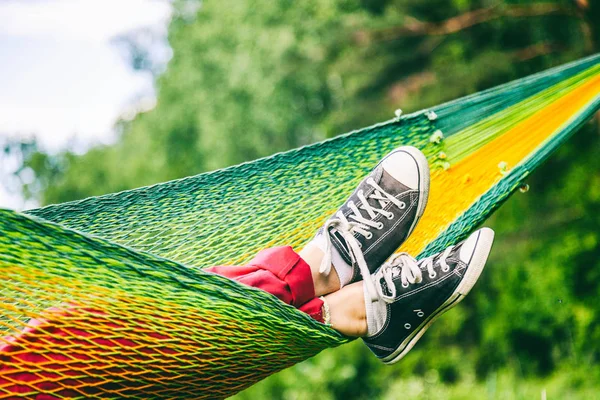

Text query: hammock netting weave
(1, 54), (600, 399)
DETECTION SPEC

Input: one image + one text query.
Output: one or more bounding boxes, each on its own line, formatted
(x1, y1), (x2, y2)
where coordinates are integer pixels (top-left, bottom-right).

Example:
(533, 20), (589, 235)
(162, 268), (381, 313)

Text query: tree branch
(384, 41), (561, 103)
(511, 41), (562, 61)
(356, 3), (577, 43)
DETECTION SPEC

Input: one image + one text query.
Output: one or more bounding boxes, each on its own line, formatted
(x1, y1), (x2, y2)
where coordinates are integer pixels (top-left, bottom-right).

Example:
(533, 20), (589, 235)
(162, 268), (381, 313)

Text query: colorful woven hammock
(1, 54), (600, 399)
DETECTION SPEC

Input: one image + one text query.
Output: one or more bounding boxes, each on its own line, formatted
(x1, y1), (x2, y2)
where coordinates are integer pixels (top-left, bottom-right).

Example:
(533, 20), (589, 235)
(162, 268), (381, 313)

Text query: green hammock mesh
(1, 54), (600, 399)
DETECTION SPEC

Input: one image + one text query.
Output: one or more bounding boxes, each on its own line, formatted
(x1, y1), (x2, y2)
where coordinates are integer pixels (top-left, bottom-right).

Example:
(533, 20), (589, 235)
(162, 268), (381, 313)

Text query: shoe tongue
(431, 241), (463, 266)
(452, 241), (464, 257)
(328, 227), (352, 263)
(378, 169), (411, 197)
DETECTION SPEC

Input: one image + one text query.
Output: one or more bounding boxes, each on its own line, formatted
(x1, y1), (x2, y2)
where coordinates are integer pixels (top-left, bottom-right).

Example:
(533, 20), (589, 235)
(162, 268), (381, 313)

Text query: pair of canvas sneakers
(315, 146), (495, 364)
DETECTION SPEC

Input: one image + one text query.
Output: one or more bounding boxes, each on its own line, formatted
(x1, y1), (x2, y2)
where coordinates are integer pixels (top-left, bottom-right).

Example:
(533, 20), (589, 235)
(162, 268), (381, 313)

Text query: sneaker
(362, 227), (495, 364)
(314, 146), (430, 300)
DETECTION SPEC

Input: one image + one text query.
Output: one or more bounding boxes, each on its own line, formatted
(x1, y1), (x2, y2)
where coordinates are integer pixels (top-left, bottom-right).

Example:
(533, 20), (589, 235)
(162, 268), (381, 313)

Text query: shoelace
(319, 177), (406, 301)
(375, 246), (455, 303)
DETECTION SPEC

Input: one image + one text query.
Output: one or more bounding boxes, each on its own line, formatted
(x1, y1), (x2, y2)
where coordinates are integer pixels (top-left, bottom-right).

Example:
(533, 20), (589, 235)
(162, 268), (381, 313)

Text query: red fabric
(206, 246), (324, 321)
(0, 307), (179, 399)
(298, 297), (325, 322)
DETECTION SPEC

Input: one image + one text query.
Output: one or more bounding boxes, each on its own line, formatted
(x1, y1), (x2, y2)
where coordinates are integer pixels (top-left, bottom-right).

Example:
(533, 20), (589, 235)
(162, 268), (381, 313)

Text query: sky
(0, 0), (172, 209)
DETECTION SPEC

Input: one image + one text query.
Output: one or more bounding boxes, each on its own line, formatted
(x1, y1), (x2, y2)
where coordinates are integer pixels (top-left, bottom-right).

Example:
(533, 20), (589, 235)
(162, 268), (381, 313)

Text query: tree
(25, 0), (595, 206)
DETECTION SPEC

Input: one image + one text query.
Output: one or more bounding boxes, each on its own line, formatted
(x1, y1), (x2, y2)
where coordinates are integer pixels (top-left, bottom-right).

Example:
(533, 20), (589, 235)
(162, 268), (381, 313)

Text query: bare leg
(300, 244), (368, 337)
(323, 282), (367, 337)
(299, 242), (341, 297)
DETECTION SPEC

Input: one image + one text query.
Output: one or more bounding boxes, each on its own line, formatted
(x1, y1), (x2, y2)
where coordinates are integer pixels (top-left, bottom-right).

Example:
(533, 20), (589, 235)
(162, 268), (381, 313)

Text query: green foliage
(24, 0), (593, 206)
(11, 0), (600, 397)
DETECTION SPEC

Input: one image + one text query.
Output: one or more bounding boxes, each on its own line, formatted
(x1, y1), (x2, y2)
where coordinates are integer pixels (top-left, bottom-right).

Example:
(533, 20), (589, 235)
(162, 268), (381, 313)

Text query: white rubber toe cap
(381, 146), (427, 190)
(459, 227), (495, 263)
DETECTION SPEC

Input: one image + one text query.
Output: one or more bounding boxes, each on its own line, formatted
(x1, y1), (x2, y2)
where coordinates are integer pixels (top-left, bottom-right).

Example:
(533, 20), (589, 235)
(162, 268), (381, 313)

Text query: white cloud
(0, 0), (173, 151)
(0, 37), (155, 151)
(0, 186), (37, 211)
(0, 0), (174, 208)
(0, 0), (172, 42)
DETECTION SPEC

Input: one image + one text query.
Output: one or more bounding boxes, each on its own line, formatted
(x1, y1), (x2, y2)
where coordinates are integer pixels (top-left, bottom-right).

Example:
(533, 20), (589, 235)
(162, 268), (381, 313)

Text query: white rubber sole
(381, 227), (495, 364)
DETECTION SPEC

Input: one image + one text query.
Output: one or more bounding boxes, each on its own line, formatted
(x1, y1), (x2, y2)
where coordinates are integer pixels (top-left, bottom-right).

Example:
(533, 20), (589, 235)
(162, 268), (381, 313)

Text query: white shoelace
(375, 246), (455, 303)
(319, 177), (406, 301)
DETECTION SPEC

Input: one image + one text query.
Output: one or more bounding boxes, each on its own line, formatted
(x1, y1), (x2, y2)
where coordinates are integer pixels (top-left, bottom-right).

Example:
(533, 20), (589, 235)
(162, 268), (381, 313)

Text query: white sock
(311, 232), (354, 287)
(363, 281), (387, 337)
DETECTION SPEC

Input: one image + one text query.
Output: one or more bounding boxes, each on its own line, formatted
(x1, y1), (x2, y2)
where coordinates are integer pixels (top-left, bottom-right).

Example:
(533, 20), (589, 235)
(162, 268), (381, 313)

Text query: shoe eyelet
(376, 222), (384, 230)
(358, 243), (362, 249)
(429, 272), (437, 279)
(404, 323), (411, 330)
(399, 202), (406, 210)
(402, 282), (409, 288)
(442, 267), (450, 272)
(386, 212), (394, 220)
(366, 232), (373, 240)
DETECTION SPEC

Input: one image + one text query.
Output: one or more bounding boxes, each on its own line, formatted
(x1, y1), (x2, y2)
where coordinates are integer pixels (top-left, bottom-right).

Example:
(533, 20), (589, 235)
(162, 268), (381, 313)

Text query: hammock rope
(1, 54), (600, 399)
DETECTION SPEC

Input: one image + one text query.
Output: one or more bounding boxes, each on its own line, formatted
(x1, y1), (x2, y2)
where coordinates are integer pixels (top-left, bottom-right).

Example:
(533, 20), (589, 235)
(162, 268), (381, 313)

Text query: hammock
(1, 54), (599, 399)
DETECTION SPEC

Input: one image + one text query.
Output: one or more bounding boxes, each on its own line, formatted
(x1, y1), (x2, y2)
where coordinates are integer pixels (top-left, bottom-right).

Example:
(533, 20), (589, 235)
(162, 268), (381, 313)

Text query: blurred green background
(6, 0), (600, 398)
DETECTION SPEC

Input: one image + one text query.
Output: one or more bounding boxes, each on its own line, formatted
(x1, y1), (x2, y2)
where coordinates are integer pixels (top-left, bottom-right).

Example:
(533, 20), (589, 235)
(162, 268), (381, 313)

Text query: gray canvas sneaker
(316, 146), (430, 300)
(362, 228), (495, 364)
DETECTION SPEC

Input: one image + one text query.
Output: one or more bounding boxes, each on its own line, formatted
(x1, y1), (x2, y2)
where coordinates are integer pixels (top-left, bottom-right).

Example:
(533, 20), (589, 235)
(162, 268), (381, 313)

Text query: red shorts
(206, 246), (324, 322)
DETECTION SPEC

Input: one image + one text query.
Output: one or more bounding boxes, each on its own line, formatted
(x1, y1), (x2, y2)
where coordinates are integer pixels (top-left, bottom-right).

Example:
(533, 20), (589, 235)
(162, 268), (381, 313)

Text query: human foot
(362, 228), (495, 364)
(312, 146), (430, 299)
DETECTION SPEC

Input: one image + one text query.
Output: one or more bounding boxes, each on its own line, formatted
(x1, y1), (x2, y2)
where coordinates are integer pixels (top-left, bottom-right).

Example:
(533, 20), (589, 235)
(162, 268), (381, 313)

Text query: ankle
(326, 282), (368, 337)
(352, 312), (368, 338)
(299, 243), (341, 296)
